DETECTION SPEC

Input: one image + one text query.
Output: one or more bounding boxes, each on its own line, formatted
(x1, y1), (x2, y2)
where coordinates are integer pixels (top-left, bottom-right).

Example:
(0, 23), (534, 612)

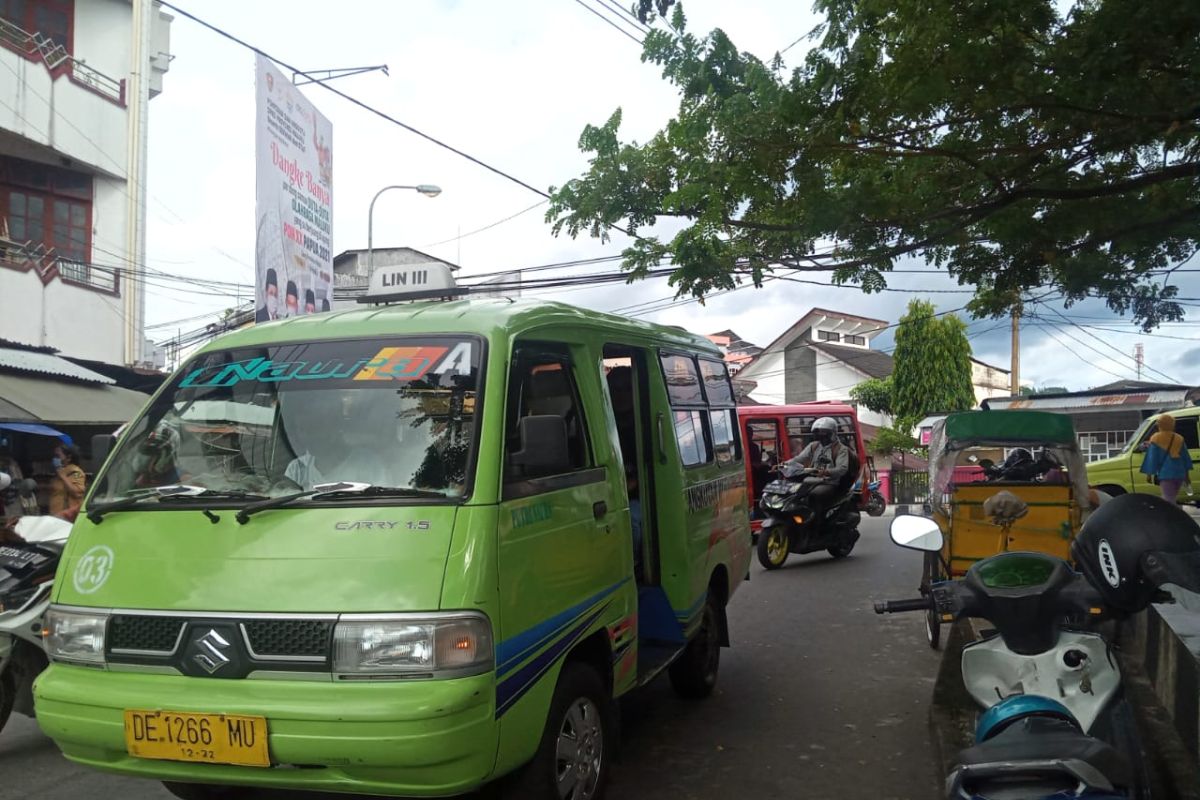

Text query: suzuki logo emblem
(193, 629), (232, 674)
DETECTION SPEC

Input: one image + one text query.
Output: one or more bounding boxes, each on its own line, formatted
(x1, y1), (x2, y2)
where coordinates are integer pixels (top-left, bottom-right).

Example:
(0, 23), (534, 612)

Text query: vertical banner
(255, 55), (333, 323)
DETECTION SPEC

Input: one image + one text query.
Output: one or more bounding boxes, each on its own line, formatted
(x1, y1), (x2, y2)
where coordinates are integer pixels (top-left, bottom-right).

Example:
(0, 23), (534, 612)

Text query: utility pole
(124, 0), (152, 366)
(1010, 307), (1021, 395)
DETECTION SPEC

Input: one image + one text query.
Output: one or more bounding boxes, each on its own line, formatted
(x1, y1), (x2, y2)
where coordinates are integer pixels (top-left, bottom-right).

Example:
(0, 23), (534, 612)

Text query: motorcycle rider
(783, 417), (849, 516)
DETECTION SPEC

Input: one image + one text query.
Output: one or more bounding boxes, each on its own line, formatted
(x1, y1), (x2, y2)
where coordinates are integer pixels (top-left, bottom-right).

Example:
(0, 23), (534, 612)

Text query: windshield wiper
(86, 485), (267, 524)
(235, 482), (447, 524)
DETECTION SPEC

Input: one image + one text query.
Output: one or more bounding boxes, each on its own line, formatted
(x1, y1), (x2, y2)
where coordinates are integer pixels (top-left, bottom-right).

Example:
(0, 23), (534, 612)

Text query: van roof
(199, 298), (719, 355)
(738, 402), (858, 417)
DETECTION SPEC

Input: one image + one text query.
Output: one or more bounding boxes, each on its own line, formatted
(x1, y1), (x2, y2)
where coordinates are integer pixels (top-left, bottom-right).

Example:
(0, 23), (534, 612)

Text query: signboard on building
(254, 55), (333, 323)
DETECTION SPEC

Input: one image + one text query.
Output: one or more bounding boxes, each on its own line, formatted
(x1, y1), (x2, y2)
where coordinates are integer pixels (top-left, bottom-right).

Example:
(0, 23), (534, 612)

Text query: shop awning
(0, 373), (149, 425)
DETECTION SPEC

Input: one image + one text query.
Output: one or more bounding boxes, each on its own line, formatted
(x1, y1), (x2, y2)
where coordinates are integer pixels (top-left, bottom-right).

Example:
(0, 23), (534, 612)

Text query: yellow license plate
(124, 710), (269, 767)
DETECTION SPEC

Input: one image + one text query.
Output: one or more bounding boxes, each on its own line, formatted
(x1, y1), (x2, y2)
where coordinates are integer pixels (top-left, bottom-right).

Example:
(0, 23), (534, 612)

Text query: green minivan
(34, 270), (752, 799)
(1087, 407), (1200, 501)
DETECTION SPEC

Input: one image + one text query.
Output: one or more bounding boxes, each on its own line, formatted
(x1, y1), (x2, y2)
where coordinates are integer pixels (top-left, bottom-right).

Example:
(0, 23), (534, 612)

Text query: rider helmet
(811, 417), (838, 446)
(1072, 493), (1200, 613)
(0, 472), (10, 492)
(1000, 447), (1033, 470)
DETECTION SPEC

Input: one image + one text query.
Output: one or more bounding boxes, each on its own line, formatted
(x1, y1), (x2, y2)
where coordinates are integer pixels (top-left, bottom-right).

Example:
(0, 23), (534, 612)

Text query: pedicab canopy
(927, 410), (1093, 516)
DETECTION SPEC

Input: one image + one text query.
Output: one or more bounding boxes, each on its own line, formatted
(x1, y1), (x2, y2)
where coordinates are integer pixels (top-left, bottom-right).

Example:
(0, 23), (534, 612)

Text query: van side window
(710, 408), (740, 465)
(673, 410), (710, 467)
(697, 358), (734, 406)
(505, 347), (592, 483)
(660, 354), (705, 406)
(1176, 417), (1199, 450)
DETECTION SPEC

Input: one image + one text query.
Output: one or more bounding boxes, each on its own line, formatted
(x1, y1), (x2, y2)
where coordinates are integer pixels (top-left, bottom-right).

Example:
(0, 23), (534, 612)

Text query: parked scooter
(864, 479), (886, 517)
(876, 494), (1200, 799)
(756, 461), (861, 568)
(0, 511), (71, 734)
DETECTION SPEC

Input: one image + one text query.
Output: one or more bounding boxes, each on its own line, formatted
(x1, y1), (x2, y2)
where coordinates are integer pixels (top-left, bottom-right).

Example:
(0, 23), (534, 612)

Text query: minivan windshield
(93, 337), (481, 504)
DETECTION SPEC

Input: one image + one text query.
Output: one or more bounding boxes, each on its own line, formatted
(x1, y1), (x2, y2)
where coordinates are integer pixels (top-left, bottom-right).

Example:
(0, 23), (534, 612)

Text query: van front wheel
(505, 661), (614, 800)
(668, 594), (721, 699)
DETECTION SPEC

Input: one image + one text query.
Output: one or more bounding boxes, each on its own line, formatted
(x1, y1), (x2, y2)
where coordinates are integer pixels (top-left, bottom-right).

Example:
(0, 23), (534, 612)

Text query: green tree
(1020, 385), (1070, 396)
(891, 300), (976, 430)
(849, 376), (893, 416)
(869, 425), (919, 456)
(550, 1), (1199, 330)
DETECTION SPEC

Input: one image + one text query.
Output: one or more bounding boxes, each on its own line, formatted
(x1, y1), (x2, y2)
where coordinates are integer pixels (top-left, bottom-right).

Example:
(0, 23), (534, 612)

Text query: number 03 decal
(73, 545), (115, 594)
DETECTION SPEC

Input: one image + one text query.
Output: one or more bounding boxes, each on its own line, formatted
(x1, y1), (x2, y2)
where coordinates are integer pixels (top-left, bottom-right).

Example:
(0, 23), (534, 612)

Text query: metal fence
(891, 469), (929, 505)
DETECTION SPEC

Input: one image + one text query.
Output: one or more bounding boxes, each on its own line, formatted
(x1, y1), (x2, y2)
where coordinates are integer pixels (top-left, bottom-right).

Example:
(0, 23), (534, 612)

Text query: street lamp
(367, 184), (443, 272)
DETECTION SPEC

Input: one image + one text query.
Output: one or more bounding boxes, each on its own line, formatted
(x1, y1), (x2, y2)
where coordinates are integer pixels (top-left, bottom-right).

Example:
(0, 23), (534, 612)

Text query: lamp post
(367, 183), (442, 272)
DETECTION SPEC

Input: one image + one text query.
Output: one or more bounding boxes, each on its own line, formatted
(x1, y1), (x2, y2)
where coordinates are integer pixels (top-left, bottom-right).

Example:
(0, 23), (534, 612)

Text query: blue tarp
(0, 422), (73, 444)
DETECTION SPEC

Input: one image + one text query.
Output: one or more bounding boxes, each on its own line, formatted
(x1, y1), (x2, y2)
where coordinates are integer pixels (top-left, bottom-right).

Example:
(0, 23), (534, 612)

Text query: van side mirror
(90, 433), (117, 473)
(509, 415), (571, 478)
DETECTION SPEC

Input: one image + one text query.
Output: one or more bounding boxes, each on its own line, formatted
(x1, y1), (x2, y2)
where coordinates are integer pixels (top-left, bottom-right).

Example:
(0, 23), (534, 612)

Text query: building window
(844, 334), (866, 346)
(0, 0), (73, 52)
(1, 155), (92, 264)
(817, 330), (840, 342)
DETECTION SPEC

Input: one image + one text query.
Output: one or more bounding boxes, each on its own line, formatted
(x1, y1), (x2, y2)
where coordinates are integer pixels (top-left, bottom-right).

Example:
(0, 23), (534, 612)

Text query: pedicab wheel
(923, 552), (943, 650)
(757, 526), (789, 570)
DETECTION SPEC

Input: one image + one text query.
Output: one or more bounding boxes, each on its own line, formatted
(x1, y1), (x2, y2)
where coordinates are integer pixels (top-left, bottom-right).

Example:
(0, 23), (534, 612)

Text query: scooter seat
(954, 715), (1131, 792)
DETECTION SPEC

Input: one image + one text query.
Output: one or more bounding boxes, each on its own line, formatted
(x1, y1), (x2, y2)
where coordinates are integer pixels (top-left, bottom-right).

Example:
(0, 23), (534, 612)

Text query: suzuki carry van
(34, 266), (752, 799)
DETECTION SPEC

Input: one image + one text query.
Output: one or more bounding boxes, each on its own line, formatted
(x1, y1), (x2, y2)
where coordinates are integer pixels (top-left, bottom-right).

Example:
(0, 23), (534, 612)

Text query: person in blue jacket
(1141, 414), (1193, 503)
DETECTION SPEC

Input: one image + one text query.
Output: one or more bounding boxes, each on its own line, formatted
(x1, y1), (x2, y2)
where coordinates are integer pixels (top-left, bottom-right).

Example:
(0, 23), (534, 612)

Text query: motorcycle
(864, 479), (886, 517)
(0, 515), (71, 734)
(756, 462), (861, 569)
(876, 494), (1200, 799)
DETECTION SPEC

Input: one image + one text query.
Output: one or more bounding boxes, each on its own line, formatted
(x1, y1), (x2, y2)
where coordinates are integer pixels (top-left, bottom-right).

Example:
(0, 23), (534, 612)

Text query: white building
(737, 308), (1011, 436)
(0, 0), (172, 366)
(737, 308), (895, 428)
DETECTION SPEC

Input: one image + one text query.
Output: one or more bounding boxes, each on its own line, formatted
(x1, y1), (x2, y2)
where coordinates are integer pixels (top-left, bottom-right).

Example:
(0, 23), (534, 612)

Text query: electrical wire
(160, 1), (552, 201)
(571, 0), (645, 45)
(421, 200), (549, 248)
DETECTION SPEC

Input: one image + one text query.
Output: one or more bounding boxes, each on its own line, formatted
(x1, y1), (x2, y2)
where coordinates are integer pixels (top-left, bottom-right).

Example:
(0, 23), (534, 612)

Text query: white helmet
(811, 417), (838, 444)
(0, 472), (10, 492)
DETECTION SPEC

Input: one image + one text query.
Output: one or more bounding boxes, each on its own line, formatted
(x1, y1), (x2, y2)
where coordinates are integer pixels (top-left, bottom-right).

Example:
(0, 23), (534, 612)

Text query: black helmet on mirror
(1072, 493), (1200, 613)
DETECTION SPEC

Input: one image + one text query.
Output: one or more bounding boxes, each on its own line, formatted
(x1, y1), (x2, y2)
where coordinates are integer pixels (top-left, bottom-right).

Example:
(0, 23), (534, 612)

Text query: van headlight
(333, 613), (493, 679)
(43, 607), (108, 665)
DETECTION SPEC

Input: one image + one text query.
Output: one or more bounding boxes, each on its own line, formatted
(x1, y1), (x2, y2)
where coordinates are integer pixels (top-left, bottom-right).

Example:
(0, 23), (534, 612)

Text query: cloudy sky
(140, 0), (1200, 391)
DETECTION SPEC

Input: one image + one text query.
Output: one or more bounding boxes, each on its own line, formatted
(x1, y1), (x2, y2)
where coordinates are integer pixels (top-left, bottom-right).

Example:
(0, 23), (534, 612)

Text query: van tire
(668, 594), (721, 699)
(162, 783), (241, 800)
(504, 661), (614, 800)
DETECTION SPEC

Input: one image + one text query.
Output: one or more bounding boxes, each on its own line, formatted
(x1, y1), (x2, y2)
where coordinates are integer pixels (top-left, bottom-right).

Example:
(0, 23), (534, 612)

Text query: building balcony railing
(0, 17), (125, 106)
(0, 232), (121, 297)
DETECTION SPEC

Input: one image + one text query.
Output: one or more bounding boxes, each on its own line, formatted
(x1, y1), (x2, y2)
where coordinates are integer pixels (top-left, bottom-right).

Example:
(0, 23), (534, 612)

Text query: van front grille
(242, 620), (333, 659)
(109, 615), (185, 654)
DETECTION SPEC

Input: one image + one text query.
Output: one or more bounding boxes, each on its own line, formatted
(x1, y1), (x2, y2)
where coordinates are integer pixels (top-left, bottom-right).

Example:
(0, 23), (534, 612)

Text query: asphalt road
(3, 515), (943, 800)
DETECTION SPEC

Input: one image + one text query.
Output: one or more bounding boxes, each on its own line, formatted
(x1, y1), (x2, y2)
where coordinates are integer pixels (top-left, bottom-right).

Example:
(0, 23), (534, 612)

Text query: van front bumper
(35, 664), (498, 797)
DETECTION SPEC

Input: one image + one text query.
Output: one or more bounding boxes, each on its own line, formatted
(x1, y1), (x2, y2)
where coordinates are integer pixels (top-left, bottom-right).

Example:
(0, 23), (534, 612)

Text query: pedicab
(920, 410), (1096, 648)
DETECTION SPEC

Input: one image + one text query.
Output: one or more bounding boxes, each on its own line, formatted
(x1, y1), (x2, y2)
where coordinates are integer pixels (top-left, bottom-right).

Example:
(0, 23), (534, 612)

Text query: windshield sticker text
(180, 343), (473, 388)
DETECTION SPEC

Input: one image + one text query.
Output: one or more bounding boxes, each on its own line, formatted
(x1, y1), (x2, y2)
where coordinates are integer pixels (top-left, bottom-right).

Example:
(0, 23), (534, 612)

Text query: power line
(599, 0), (652, 33)
(571, 0), (645, 45)
(1033, 302), (1181, 384)
(1039, 325), (1130, 382)
(160, 1), (552, 201)
(421, 200), (549, 249)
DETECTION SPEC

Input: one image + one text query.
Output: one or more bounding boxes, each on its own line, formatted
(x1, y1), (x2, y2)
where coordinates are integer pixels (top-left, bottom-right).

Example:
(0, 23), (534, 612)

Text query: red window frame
(1, 155), (92, 264)
(0, 0), (74, 54)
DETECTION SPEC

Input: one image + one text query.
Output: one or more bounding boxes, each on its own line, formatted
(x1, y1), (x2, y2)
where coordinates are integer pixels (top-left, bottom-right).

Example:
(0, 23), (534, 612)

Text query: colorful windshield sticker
(179, 342), (473, 388)
(72, 545), (115, 595)
(353, 346), (448, 381)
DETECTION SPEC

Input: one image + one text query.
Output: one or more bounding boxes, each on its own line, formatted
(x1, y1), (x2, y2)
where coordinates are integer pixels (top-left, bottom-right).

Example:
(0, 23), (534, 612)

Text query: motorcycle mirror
(890, 515), (944, 552)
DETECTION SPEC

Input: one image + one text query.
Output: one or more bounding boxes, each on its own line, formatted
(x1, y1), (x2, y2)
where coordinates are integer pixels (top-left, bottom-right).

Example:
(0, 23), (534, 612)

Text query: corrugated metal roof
(985, 390), (1188, 411)
(0, 348), (114, 384)
(0, 373), (147, 424)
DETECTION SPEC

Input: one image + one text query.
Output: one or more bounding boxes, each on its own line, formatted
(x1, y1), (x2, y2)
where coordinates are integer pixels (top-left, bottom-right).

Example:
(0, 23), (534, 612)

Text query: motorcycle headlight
(333, 613), (492, 679)
(43, 606), (108, 665)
